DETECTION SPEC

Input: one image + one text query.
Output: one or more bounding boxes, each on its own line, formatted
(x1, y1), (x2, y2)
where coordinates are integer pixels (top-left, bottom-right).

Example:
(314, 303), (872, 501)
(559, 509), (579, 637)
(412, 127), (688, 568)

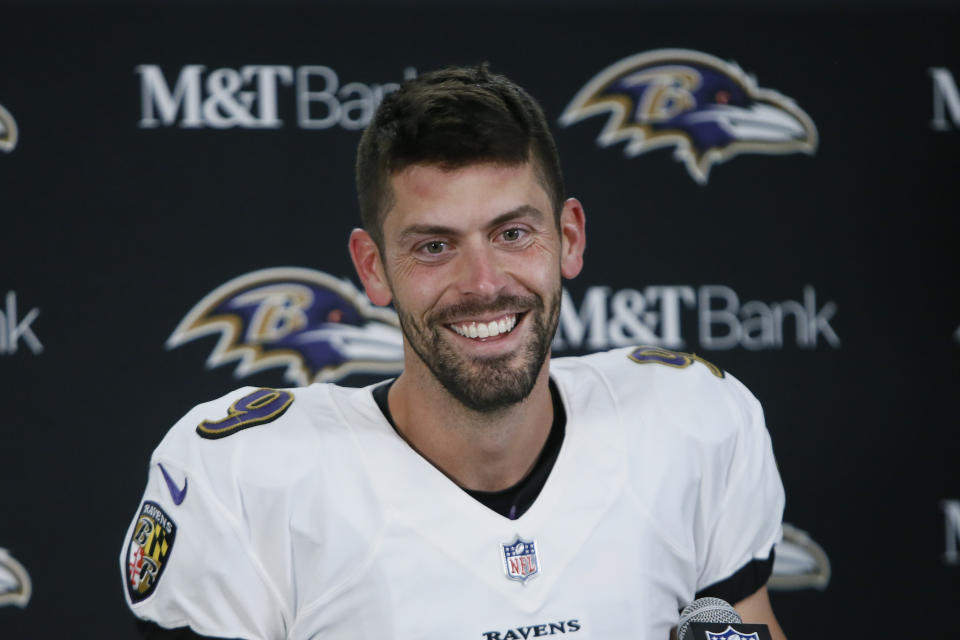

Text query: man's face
(374, 162), (573, 413)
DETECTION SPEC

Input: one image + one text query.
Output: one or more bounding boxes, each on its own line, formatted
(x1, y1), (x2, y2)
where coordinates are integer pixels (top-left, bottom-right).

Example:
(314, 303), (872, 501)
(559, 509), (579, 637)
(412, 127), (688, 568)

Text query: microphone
(677, 597), (772, 640)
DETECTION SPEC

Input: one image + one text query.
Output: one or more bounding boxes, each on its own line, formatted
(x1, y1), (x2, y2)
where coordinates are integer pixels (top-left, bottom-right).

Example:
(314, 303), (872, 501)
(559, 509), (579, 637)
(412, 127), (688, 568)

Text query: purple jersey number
(627, 346), (724, 378)
(196, 388), (295, 440)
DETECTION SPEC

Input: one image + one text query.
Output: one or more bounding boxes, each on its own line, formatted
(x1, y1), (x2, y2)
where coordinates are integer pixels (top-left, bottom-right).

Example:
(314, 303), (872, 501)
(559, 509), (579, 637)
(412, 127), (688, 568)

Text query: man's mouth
(448, 313), (521, 339)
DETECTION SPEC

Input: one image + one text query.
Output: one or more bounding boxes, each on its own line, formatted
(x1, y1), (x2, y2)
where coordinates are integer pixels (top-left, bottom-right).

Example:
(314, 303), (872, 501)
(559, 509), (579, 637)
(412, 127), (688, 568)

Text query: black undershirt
(371, 378), (566, 520)
(695, 551), (775, 604)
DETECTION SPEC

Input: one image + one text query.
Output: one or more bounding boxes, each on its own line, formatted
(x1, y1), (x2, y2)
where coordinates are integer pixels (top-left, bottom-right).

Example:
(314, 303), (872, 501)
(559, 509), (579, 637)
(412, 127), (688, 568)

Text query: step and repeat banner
(1, 6), (958, 638)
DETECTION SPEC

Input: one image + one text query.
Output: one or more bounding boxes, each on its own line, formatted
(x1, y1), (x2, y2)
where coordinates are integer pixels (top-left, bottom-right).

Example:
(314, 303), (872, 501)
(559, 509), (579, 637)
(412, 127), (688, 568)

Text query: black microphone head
(677, 597), (742, 640)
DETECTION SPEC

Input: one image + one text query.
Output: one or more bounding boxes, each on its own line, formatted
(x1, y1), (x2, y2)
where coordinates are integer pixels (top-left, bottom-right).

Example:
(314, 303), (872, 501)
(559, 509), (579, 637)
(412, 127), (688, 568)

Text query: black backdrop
(1, 4), (958, 638)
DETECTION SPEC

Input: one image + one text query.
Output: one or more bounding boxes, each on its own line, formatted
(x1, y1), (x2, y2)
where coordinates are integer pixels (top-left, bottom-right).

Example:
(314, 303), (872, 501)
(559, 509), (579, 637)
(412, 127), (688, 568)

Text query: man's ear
(559, 198), (586, 279)
(349, 229), (393, 306)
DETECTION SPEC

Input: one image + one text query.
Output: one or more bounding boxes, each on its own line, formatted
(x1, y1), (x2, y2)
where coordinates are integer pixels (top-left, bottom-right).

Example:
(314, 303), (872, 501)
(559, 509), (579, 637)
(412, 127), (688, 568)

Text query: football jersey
(120, 346), (784, 640)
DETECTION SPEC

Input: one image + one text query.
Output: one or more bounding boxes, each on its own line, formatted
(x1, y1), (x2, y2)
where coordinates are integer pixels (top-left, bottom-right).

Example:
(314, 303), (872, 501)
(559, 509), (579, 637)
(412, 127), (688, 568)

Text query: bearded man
(122, 64), (787, 640)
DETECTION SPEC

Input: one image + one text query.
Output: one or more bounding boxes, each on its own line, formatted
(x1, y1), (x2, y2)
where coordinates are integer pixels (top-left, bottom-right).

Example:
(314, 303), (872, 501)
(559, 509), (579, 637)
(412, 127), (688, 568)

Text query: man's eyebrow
(487, 205), (545, 228)
(397, 205), (546, 241)
(397, 223), (458, 241)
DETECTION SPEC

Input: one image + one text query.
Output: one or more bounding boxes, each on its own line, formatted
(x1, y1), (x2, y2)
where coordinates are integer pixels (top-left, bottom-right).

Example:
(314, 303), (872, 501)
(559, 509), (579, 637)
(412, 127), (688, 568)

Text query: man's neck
(387, 361), (555, 492)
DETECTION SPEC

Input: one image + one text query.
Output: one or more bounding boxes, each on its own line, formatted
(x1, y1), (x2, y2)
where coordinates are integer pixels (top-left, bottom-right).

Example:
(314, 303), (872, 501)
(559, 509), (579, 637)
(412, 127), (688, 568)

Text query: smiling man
(122, 65), (787, 640)
(349, 159), (582, 496)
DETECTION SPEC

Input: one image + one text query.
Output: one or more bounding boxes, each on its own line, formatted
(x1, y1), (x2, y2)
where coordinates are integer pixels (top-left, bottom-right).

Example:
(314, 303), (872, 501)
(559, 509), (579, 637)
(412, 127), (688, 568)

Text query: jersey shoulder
(154, 384), (328, 459)
(149, 383), (382, 512)
(123, 383), (389, 633)
(551, 345), (761, 442)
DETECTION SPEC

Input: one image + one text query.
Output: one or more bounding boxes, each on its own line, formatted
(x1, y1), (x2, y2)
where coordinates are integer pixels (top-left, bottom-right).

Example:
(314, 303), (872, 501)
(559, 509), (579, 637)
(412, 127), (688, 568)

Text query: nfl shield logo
(706, 627), (761, 640)
(501, 536), (540, 583)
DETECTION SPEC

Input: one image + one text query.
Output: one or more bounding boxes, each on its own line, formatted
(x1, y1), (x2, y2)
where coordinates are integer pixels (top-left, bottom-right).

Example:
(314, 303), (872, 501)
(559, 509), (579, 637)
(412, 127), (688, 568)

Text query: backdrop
(1, 4), (958, 638)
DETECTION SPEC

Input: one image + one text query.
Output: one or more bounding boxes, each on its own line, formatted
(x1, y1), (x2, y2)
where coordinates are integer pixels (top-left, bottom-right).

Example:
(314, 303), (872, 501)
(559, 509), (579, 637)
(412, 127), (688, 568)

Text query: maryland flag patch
(126, 501), (177, 603)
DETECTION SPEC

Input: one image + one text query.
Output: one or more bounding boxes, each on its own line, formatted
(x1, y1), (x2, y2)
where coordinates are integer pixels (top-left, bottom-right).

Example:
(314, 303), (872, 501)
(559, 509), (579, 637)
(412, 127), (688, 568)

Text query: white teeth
(451, 314), (518, 340)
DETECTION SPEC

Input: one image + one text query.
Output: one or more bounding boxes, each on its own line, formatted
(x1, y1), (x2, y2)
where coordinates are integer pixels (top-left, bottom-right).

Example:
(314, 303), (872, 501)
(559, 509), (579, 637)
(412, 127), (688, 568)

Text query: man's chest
(279, 379), (704, 638)
(284, 464), (695, 640)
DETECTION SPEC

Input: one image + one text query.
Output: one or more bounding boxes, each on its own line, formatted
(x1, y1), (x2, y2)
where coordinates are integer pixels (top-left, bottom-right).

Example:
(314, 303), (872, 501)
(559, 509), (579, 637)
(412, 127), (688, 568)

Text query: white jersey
(121, 346), (784, 640)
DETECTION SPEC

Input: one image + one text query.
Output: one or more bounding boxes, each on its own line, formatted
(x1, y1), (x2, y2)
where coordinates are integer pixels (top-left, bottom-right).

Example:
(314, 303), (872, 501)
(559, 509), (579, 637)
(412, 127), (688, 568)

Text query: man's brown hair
(355, 64), (565, 249)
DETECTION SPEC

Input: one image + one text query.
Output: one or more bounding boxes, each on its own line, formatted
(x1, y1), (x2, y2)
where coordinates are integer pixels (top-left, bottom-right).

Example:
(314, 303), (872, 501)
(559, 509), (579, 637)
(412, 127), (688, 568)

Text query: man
(122, 64), (787, 640)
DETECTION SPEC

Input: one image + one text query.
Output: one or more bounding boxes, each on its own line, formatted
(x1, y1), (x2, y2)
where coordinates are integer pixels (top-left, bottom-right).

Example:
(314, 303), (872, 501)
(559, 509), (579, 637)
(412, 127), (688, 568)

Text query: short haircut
(355, 63), (565, 249)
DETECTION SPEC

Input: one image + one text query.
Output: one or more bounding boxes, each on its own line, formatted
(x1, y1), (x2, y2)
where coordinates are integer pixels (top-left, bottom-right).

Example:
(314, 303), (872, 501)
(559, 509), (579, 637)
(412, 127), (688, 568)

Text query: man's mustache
(430, 295), (543, 325)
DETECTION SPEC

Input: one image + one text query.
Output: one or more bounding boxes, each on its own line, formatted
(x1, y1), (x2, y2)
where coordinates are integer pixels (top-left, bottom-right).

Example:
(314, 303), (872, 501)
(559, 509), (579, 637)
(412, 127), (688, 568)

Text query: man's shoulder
(122, 383), (389, 629)
(157, 383), (332, 444)
(150, 382), (383, 489)
(552, 345), (737, 395)
(551, 346), (760, 439)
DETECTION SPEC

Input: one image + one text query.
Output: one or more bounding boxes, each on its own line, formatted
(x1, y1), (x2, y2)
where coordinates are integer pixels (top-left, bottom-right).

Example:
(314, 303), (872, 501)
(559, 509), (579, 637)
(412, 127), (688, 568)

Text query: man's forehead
(383, 161), (550, 231)
(390, 160), (536, 192)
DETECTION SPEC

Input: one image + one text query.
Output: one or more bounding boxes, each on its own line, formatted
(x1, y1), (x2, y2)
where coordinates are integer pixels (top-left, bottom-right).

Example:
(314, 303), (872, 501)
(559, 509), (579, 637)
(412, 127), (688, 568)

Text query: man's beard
(395, 289), (560, 414)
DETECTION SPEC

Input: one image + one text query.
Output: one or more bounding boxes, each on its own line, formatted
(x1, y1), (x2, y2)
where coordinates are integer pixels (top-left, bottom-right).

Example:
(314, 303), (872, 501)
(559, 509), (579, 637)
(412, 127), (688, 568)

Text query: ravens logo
(768, 523), (831, 591)
(167, 267), (404, 385)
(0, 547), (31, 608)
(560, 49), (817, 184)
(0, 102), (18, 153)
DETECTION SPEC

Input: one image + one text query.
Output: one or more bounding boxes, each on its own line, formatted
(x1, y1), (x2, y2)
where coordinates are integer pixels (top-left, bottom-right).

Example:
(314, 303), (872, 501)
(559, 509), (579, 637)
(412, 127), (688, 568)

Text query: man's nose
(455, 241), (508, 299)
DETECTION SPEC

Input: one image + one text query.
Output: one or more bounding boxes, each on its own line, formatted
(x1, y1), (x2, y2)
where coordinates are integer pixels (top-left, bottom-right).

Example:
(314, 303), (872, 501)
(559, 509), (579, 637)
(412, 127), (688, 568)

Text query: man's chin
(442, 379), (536, 414)
(436, 354), (544, 413)
(398, 306), (555, 412)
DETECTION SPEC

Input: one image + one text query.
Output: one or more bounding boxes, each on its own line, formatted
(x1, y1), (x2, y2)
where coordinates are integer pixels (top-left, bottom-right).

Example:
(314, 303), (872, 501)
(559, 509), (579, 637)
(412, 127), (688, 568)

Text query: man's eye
(423, 241), (447, 254)
(502, 228), (523, 241)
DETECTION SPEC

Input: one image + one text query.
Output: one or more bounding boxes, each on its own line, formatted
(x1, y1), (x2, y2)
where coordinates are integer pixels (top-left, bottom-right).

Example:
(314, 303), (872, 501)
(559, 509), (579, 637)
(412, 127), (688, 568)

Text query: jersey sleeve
(693, 374), (785, 599)
(119, 390), (289, 640)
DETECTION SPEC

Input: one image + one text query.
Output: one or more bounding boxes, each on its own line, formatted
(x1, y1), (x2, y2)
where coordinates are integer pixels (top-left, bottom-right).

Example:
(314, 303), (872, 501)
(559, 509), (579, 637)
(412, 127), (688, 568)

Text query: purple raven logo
(0, 547), (31, 608)
(769, 523), (831, 591)
(167, 267), (404, 385)
(0, 102), (18, 153)
(560, 49), (817, 184)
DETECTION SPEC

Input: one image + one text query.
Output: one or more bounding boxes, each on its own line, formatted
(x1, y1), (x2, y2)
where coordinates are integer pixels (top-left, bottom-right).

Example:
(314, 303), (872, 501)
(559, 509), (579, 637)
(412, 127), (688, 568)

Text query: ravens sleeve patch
(126, 501), (177, 603)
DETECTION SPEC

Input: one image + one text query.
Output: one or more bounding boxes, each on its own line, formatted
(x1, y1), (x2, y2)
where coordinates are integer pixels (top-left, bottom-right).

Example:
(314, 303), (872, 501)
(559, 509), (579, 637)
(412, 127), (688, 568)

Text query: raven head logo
(0, 547), (31, 608)
(0, 103), (18, 153)
(167, 267), (404, 385)
(768, 523), (831, 591)
(560, 49), (817, 184)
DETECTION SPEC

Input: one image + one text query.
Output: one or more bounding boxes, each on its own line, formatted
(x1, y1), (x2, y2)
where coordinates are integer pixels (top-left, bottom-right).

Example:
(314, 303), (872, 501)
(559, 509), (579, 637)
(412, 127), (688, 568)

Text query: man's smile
(448, 313), (522, 339)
